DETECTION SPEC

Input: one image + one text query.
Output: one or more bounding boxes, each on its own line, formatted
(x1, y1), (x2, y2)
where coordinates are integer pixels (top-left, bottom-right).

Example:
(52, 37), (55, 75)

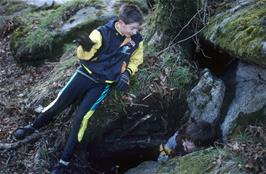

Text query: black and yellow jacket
(77, 19), (144, 82)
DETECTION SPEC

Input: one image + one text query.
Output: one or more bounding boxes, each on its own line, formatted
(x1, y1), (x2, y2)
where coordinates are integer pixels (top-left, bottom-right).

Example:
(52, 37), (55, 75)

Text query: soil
(0, 35), (55, 173)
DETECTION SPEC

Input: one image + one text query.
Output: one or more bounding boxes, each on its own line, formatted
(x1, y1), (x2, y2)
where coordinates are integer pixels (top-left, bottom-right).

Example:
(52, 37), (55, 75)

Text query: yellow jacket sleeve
(127, 41), (144, 76)
(77, 29), (102, 60)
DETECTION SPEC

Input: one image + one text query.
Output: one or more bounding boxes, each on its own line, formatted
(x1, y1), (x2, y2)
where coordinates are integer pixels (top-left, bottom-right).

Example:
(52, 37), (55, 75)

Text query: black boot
(13, 124), (36, 140)
(51, 161), (69, 174)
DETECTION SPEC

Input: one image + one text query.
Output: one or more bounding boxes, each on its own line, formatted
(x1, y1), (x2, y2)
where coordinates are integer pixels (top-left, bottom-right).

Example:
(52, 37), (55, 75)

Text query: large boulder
(187, 68), (225, 123)
(202, 0), (266, 67)
(221, 61), (266, 139)
(19, 0), (69, 7)
(125, 148), (245, 174)
(10, 0), (115, 63)
(0, 16), (8, 36)
(114, 0), (149, 14)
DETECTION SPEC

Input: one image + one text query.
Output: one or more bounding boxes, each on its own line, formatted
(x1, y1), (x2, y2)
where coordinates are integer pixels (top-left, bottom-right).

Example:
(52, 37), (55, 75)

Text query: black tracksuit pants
(32, 68), (111, 161)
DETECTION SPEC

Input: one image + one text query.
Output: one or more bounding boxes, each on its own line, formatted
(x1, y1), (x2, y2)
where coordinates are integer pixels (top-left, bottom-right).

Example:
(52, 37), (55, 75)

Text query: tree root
(0, 130), (53, 150)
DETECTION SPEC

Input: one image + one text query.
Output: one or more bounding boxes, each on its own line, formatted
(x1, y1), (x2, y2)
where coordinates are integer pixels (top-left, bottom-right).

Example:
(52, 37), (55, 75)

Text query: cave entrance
(195, 40), (237, 77)
(81, 94), (187, 174)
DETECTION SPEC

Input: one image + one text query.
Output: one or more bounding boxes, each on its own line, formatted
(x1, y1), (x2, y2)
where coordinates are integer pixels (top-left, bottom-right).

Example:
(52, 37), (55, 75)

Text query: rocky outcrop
(0, 16), (8, 36)
(187, 68), (225, 123)
(125, 161), (160, 174)
(10, 1), (115, 63)
(20, 0), (68, 7)
(221, 61), (266, 139)
(202, 0), (266, 67)
(124, 148), (245, 174)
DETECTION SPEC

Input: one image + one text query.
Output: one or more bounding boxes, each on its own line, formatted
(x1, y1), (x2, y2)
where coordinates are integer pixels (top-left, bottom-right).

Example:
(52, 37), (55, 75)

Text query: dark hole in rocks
(195, 40), (237, 77)
(79, 94), (187, 174)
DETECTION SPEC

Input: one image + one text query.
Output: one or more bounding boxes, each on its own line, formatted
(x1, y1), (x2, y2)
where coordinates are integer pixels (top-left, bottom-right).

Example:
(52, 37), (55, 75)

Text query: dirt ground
(0, 35), (56, 173)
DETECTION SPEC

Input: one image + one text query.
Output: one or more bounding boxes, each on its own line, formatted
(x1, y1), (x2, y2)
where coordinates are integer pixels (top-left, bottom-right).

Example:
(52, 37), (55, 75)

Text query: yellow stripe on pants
(77, 110), (95, 142)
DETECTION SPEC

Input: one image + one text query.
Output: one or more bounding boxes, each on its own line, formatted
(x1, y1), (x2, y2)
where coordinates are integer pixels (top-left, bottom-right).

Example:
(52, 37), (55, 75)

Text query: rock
(147, 31), (163, 46)
(261, 41), (266, 55)
(187, 68), (225, 123)
(0, 7), (4, 15)
(0, 16), (8, 36)
(61, 6), (114, 34)
(125, 148), (245, 174)
(202, 1), (266, 67)
(20, 0), (68, 7)
(114, 0), (150, 14)
(124, 161), (160, 174)
(221, 61), (266, 139)
(11, 1), (115, 63)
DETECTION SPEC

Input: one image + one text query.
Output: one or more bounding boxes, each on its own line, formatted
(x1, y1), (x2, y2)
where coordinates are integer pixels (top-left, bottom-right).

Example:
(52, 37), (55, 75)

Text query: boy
(158, 119), (216, 161)
(14, 4), (144, 174)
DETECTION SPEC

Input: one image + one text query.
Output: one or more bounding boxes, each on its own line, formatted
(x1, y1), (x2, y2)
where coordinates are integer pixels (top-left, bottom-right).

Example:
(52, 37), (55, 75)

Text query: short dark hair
(118, 4), (144, 24)
(178, 119), (216, 147)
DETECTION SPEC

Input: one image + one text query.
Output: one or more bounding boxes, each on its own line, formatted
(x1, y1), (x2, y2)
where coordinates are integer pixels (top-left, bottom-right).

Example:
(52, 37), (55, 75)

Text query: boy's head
(116, 4), (144, 36)
(177, 119), (216, 153)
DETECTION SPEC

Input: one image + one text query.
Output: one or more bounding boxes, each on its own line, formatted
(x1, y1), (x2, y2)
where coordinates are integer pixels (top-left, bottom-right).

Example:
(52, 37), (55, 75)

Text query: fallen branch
(126, 103), (150, 108)
(142, 93), (153, 101)
(120, 114), (153, 138)
(0, 130), (53, 150)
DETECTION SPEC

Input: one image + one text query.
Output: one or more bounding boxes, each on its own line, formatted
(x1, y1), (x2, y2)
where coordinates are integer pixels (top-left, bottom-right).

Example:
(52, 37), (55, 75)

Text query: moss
(169, 66), (193, 90)
(203, 1), (266, 66)
(115, 0), (149, 14)
(10, 0), (103, 61)
(122, 44), (195, 101)
(157, 148), (218, 174)
(175, 150), (217, 174)
(156, 147), (245, 174)
(0, 0), (32, 15)
(19, 1), (95, 50)
(151, 0), (198, 39)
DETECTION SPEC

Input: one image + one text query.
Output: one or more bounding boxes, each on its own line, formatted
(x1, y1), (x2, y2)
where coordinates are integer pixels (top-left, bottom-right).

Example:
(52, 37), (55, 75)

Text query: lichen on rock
(202, 0), (266, 67)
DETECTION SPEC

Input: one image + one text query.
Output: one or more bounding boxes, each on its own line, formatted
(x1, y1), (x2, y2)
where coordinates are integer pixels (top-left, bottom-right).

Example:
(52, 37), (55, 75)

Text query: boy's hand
(74, 32), (94, 51)
(116, 71), (130, 91)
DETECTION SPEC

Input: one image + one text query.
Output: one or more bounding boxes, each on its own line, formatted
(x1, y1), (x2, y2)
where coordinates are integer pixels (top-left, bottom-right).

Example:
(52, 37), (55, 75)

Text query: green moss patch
(158, 148), (218, 174)
(203, 1), (266, 66)
(11, 0), (101, 62)
(0, 0), (32, 15)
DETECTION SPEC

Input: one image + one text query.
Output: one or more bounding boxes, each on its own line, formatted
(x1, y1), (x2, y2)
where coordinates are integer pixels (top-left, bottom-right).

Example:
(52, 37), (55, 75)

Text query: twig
(126, 103), (149, 108)
(168, 9), (203, 47)
(0, 130), (52, 150)
(156, 26), (207, 56)
(203, 0), (208, 24)
(142, 93), (153, 101)
(120, 114), (152, 138)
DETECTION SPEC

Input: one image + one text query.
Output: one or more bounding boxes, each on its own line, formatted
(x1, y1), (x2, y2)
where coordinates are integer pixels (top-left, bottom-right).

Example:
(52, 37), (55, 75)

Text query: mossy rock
(202, 0), (266, 67)
(0, 16), (8, 35)
(114, 0), (149, 14)
(126, 147), (245, 174)
(0, 0), (32, 16)
(151, 0), (198, 36)
(10, 0), (114, 63)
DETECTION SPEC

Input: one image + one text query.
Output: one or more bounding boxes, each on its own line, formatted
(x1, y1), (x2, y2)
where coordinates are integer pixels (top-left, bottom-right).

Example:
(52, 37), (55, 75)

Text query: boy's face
(182, 139), (196, 153)
(118, 20), (141, 37)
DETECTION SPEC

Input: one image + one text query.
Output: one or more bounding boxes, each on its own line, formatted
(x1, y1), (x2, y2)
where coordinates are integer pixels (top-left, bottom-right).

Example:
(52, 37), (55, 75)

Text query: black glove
(74, 32), (94, 51)
(116, 71), (130, 91)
